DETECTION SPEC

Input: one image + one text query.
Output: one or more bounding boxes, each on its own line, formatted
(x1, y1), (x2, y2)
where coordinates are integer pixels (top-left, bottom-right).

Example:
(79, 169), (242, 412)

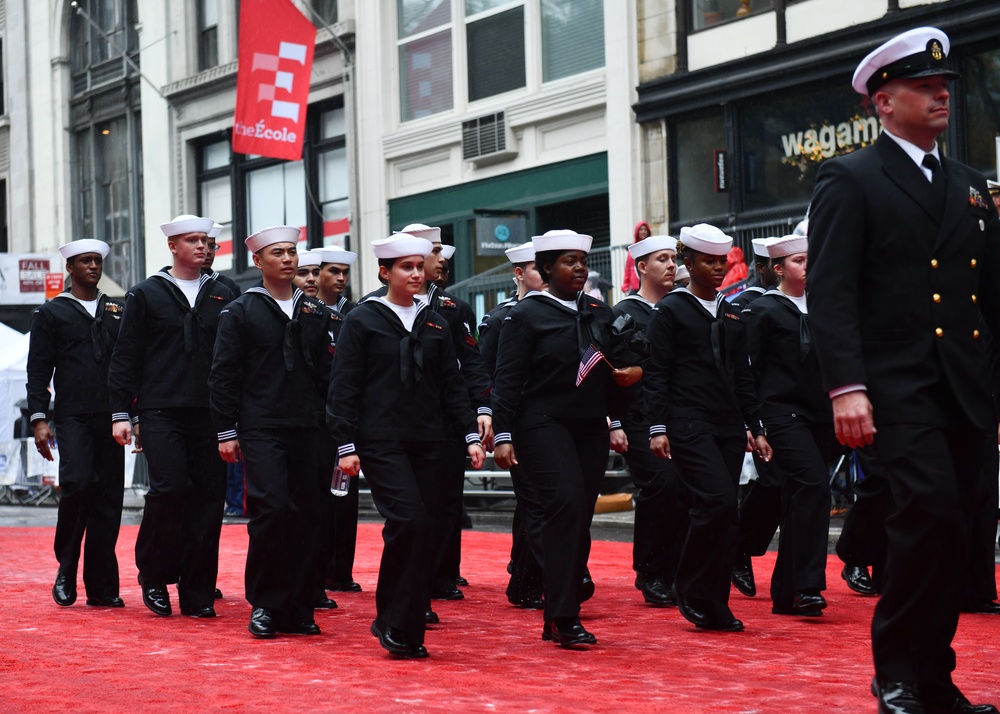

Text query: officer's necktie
(922, 153), (946, 216)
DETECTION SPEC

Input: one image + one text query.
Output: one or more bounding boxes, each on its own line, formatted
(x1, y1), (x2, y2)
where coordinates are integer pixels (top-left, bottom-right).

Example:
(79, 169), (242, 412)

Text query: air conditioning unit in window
(462, 112), (518, 167)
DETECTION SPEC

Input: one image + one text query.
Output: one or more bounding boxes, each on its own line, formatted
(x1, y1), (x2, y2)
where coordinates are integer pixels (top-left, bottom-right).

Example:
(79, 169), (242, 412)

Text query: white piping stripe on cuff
(464, 433), (480, 445)
(29, 412), (47, 423)
(218, 430), (238, 442)
(112, 412), (131, 423)
(494, 432), (512, 444)
(609, 420), (622, 430)
(477, 406), (493, 416)
(649, 425), (666, 437)
(338, 442), (356, 457)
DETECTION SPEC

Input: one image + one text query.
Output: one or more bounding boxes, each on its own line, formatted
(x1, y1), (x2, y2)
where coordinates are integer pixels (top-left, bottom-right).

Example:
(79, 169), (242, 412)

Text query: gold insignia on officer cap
(929, 40), (943, 61)
(852, 27), (960, 96)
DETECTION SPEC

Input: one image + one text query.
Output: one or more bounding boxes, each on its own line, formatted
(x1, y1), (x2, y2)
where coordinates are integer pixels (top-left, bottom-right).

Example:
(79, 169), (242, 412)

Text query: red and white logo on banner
(233, 0), (316, 161)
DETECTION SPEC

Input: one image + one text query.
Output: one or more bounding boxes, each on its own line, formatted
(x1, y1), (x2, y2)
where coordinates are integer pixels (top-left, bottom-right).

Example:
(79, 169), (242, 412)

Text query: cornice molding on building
(381, 73), (607, 161)
(50, 56), (70, 69)
(161, 61), (239, 104)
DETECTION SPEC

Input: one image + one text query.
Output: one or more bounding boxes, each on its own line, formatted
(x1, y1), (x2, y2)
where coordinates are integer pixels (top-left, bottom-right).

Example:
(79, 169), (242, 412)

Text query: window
(964, 46), (1000, 179)
(541, 0), (603, 82)
(690, 0), (772, 32)
(70, 0), (143, 289)
(466, 3), (525, 102)
(672, 112), (728, 223)
(396, 0), (605, 123)
(398, 0), (453, 121)
(195, 101), (350, 276)
(198, 0), (219, 70)
(0, 38), (5, 116)
(313, 0), (338, 25)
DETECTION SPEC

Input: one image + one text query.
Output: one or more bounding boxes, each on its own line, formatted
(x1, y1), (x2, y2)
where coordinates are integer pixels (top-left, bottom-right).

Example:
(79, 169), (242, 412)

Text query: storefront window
(691, 0), (772, 32)
(964, 47), (1000, 180)
(672, 112), (728, 222)
(740, 84), (875, 212)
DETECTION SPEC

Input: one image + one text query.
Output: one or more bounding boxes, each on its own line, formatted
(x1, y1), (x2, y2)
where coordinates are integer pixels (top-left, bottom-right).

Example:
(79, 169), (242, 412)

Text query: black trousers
(360, 440), (447, 644)
(506, 463), (544, 604)
(240, 427), (323, 624)
(134, 408), (226, 611)
(513, 415), (608, 622)
(870, 423), (987, 697)
(668, 419), (746, 620)
(327, 463), (360, 585)
(735, 453), (782, 558)
(431, 436), (467, 592)
(53, 413), (125, 599)
(765, 416), (837, 605)
(836, 447), (891, 591)
(961, 439), (999, 603)
(622, 425), (687, 582)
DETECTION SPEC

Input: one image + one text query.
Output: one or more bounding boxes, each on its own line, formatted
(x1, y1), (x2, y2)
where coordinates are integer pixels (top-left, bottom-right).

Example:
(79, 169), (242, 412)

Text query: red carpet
(1, 523), (997, 712)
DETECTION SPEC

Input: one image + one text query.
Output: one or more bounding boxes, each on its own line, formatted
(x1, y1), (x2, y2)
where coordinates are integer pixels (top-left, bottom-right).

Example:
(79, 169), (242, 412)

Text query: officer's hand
(467, 444), (486, 470)
(113, 421), (132, 447)
(339, 455), (361, 477)
(754, 434), (772, 462)
(33, 421), (55, 462)
(832, 391), (876, 449)
(219, 439), (241, 464)
(494, 443), (517, 469)
(650, 435), (671, 459)
(610, 428), (628, 453)
(477, 415), (494, 450)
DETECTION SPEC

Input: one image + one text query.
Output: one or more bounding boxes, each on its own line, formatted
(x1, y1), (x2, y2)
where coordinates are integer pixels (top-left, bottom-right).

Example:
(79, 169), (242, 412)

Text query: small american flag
(576, 344), (605, 386)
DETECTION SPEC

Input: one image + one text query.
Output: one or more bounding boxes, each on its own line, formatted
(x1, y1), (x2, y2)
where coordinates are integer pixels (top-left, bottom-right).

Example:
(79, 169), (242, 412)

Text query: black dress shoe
(793, 590), (827, 615)
(137, 574), (171, 616)
(180, 606), (217, 618)
(327, 580), (362, 593)
(431, 587), (464, 600)
(635, 572), (674, 607)
(731, 554), (756, 597)
(86, 596), (124, 608)
(455, 576), (468, 587)
(872, 678), (926, 714)
(842, 564), (875, 595)
(579, 575), (595, 603)
(314, 597), (338, 609)
(700, 616), (745, 632)
(370, 619), (429, 659)
(53, 570), (77, 607)
(959, 600), (1000, 615)
(548, 617), (597, 647)
(510, 595), (544, 609)
(773, 602), (823, 617)
(214, 588), (223, 599)
(675, 592), (710, 628)
(249, 608), (275, 638)
(926, 695), (999, 714)
(425, 608), (439, 624)
(277, 620), (321, 635)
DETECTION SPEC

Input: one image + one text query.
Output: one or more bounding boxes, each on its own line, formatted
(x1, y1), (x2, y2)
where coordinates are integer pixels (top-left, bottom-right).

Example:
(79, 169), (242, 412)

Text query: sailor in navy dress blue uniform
(108, 214), (234, 619)
(492, 229), (618, 647)
(209, 226), (336, 638)
(327, 232), (485, 659)
(744, 234), (838, 617)
(28, 239), (125, 608)
(609, 234), (688, 607)
(643, 224), (770, 633)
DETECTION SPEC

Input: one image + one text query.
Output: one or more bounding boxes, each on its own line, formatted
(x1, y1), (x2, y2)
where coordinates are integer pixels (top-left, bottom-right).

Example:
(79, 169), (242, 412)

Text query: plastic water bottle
(330, 465), (350, 497)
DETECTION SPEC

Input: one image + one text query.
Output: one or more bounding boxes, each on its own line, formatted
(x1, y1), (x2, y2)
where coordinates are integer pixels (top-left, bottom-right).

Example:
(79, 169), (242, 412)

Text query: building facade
(634, 0), (1000, 254)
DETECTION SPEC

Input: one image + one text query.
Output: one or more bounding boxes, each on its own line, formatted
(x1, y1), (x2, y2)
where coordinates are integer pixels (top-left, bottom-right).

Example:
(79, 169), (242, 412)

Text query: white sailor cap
(852, 27), (959, 96)
(793, 219), (809, 236)
(675, 264), (690, 282)
(751, 237), (779, 259)
(59, 239), (110, 260)
(208, 222), (223, 239)
(629, 235), (677, 261)
(372, 233), (434, 259)
(531, 229), (593, 254)
(679, 224), (732, 256)
(505, 242), (535, 264)
(316, 247), (357, 266)
(987, 180), (1000, 195)
(440, 244), (456, 260)
(245, 225), (300, 253)
(160, 214), (215, 238)
(297, 251), (322, 268)
(766, 235), (809, 259)
(395, 223), (441, 243)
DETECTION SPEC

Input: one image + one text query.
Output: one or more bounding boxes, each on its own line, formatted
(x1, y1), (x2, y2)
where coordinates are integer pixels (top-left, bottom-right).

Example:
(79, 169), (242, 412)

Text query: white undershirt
(378, 297), (419, 331)
(783, 292), (809, 314)
(274, 296), (295, 319)
(539, 291), (578, 311)
(674, 286), (719, 316)
(174, 277), (201, 308)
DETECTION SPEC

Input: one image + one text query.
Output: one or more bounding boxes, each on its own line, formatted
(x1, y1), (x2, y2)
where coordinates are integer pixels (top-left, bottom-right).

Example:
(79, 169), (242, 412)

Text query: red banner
(233, 0), (316, 161)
